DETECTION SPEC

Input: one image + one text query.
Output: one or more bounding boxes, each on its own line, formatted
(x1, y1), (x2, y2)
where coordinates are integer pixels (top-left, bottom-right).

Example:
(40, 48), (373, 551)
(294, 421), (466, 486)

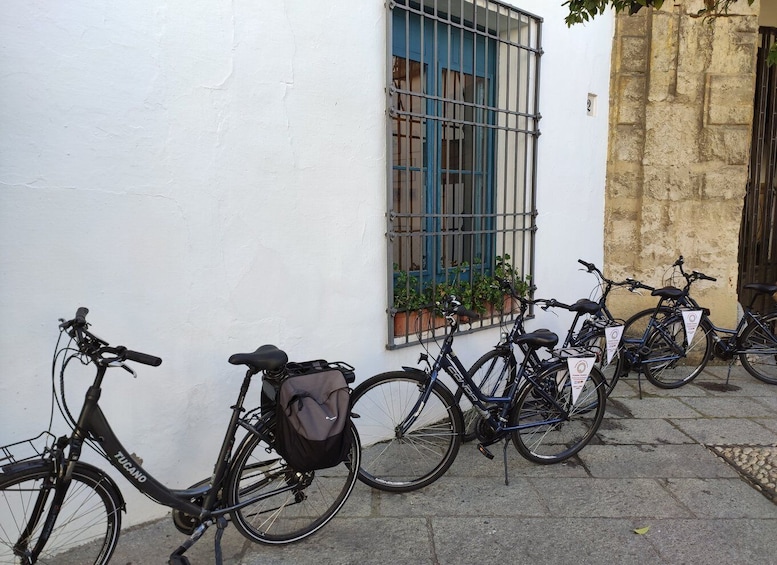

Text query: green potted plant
(392, 256), (530, 336)
(392, 266), (443, 337)
(492, 254), (530, 313)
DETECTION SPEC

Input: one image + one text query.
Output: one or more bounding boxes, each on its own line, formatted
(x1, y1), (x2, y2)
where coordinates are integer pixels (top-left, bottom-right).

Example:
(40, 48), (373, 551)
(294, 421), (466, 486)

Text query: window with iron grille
(387, 0), (542, 347)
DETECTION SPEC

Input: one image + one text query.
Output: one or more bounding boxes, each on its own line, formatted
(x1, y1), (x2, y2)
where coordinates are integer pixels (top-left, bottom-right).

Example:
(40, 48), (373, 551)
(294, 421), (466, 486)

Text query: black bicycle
(0, 308), (360, 565)
(618, 256), (777, 387)
(350, 297), (607, 492)
(455, 261), (641, 440)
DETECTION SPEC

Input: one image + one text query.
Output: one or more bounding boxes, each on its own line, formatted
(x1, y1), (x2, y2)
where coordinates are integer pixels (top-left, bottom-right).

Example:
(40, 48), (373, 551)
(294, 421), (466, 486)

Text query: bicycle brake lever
(109, 361), (137, 378)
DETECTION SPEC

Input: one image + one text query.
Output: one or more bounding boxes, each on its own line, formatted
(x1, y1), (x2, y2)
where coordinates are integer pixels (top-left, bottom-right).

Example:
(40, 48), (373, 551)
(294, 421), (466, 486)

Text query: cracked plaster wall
(0, 0), (614, 525)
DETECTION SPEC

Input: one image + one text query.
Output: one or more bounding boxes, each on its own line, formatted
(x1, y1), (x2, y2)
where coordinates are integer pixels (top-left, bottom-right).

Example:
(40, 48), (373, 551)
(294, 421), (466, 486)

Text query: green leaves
(565, 0), (752, 26)
(564, 0), (773, 66)
(768, 44), (777, 67)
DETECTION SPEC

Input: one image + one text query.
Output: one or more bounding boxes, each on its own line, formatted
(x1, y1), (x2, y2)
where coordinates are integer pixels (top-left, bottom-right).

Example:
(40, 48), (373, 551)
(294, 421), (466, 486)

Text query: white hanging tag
(605, 325), (624, 365)
(567, 357), (595, 404)
(681, 310), (702, 344)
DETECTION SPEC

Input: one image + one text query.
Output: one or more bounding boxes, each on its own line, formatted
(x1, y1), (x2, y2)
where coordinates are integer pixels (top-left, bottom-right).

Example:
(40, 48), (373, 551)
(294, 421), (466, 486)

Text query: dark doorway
(739, 27), (777, 312)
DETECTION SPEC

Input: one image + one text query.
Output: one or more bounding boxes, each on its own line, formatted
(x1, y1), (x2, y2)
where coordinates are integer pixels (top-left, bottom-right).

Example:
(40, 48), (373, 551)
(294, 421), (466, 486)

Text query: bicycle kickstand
(636, 369), (644, 400)
(502, 438), (510, 486)
(724, 360), (734, 389)
(169, 518), (215, 565)
(214, 516), (229, 565)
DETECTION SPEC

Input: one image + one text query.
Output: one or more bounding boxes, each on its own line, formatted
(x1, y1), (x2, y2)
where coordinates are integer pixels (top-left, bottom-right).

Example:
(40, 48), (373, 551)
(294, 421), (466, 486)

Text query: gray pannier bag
(274, 361), (353, 472)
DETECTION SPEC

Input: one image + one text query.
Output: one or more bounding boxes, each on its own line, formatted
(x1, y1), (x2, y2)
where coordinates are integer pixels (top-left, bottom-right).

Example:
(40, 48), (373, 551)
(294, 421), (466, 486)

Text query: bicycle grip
(456, 306), (481, 320)
(125, 350), (163, 367)
(578, 259), (595, 271)
(75, 307), (89, 325)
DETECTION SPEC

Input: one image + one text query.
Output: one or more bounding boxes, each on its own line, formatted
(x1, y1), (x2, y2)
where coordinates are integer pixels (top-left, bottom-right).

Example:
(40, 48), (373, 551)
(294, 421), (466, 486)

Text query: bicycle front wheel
(739, 311), (777, 385)
(227, 420), (360, 544)
(455, 349), (516, 442)
(645, 314), (712, 388)
(624, 308), (713, 388)
(510, 362), (606, 464)
(350, 371), (463, 493)
(0, 464), (122, 565)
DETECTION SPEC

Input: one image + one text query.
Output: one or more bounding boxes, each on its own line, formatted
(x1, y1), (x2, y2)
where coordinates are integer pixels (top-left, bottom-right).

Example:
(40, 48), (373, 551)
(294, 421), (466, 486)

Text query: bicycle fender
(1, 457), (53, 477)
(0, 459), (125, 512)
(70, 461), (127, 512)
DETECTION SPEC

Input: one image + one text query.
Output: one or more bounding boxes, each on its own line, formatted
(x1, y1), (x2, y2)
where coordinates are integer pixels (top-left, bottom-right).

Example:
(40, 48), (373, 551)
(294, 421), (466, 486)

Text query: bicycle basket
(0, 431), (55, 473)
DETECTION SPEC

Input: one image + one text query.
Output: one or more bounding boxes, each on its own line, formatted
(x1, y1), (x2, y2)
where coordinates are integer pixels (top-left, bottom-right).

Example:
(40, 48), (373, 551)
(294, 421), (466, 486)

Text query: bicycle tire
(454, 349), (516, 442)
(739, 311), (777, 385)
(510, 361), (606, 464)
(227, 419), (360, 544)
(349, 371), (463, 493)
(0, 463), (122, 565)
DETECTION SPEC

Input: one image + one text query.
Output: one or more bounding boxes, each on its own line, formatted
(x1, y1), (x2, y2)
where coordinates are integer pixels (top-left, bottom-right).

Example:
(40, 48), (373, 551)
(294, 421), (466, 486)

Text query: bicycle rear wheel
(228, 420), (360, 544)
(349, 371), (463, 492)
(455, 349), (516, 442)
(739, 311), (777, 385)
(510, 362), (606, 464)
(0, 464), (122, 565)
(623, 308), (713, 388)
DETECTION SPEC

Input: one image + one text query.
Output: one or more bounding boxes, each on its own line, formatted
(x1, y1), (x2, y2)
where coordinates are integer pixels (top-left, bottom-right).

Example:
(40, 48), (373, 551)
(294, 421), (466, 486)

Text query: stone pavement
(110, 365), (777, 564)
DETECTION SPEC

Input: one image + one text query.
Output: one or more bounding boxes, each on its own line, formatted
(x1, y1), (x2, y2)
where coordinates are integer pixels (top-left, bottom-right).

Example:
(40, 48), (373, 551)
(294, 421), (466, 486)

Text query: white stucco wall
(0, 1), (613, 526)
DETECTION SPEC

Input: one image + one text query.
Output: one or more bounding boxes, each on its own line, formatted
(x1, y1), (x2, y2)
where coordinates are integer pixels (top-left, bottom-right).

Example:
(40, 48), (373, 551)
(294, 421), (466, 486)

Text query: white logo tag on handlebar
(567, 357), (595, 404)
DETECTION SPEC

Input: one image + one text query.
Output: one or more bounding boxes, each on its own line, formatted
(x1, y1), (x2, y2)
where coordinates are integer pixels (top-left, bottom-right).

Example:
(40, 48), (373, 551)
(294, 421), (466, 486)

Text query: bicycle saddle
(743, 283), (777, 295)
(569, 299), (601, 314)
(651, 286), (684, 299)
(513, 330), (559, 349)
(229, 344), (288, 372)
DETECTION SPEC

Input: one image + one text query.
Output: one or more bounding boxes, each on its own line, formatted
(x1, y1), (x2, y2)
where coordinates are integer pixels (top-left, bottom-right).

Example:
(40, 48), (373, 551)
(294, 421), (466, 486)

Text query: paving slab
(593, 417), (696, 445)
(640, 518), (777, 564)
(680, 396), (777, 418)
(606, 396), (704, 419)
(432, 518), (660, 565)
(529, 477), (694, 518)
(579, 444), (739, 479)
(661, 477), (777, 518)
(671, 417), (777, 445)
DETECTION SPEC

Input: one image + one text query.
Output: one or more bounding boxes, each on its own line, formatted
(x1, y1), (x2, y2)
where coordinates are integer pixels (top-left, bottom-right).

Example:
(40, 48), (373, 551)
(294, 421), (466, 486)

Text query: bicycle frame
(398, 316), (575, 440)
(56, 363), (278, 524)
(681, 290), (777, 356)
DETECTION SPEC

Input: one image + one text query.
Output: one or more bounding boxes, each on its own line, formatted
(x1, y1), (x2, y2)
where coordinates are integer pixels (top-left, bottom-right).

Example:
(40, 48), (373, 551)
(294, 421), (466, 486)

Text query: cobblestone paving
(712, 445), (777, 503)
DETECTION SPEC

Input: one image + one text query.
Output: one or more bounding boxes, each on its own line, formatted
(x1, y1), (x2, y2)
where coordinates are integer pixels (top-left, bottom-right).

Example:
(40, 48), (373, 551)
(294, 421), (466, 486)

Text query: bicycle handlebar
(60, 308), (163, 367)
(578, 259), (651, 293)
(672, 255), (717, 285)
(577, 259), (597, 273)
(438, 296), (480, 321)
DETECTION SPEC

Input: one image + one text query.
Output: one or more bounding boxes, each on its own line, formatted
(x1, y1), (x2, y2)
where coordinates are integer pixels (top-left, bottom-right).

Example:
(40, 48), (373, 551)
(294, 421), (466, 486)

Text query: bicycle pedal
(477, 444), (495, 459)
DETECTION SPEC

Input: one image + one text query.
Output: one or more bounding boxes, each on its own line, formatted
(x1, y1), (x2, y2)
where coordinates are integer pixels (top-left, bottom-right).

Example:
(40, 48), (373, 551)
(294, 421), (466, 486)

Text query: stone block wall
(604, 0), (760, 326)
